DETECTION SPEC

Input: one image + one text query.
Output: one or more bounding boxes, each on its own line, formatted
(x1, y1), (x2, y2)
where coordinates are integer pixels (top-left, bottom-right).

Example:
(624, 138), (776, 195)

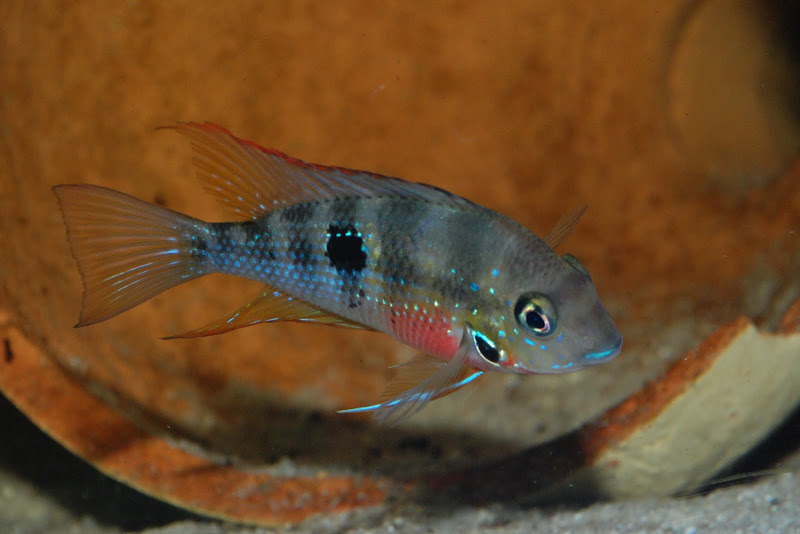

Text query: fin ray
(544, 204), (587, 249)
(167, 122), (475, 219)
(54, 185), (205, 327)
(165, 286), (370, 339)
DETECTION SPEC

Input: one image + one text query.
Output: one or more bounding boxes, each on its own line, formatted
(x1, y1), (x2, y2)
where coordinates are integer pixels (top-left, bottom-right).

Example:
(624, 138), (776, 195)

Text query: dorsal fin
(164, 286), (370, 339)
(544, 204), (587, 249)
(165, 122), (471, 219)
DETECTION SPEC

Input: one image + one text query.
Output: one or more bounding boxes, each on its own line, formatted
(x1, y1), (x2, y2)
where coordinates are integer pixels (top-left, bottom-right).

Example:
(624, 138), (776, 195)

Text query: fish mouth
(511, 334), (623, 375)
(583, 334), (623, 364)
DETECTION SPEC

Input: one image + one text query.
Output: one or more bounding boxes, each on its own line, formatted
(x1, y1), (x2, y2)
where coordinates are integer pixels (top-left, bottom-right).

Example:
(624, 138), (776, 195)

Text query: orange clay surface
(0, 318), (392, 525)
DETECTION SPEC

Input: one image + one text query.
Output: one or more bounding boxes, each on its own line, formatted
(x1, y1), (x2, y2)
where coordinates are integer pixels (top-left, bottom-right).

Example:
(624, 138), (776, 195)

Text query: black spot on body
(326, 225), (366, 273)
(327, 223), (367, 308)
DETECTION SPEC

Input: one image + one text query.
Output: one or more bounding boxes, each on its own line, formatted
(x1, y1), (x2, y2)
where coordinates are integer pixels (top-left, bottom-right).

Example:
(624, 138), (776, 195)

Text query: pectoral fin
(338, 329), (484, 424)
(165, 286), (370, 339)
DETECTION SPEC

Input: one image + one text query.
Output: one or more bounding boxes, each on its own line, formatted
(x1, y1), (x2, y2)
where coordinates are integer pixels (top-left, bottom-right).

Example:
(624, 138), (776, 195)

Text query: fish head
(467, 254), (622, 375)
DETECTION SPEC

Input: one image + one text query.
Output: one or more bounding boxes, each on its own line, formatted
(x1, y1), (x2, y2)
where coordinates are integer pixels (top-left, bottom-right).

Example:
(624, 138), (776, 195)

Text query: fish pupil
(326, 224), (367, 273)
(525, 310), (545, 330)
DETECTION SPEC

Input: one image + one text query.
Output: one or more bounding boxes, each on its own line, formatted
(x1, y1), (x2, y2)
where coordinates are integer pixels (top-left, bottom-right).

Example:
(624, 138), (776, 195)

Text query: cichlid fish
(54, 123), (622, 423)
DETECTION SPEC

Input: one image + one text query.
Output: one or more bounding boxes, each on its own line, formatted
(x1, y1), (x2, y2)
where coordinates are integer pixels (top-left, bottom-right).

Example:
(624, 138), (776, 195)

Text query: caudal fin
(53, 184), (207, 327)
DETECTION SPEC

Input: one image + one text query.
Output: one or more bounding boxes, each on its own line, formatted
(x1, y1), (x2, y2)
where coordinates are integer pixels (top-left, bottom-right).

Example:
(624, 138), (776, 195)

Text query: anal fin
(165, 286), (370, 339)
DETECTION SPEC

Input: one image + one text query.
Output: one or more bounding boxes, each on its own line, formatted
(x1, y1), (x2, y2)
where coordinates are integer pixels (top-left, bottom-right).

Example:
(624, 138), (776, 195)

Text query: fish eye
(514, 292), (557, 337)
(472, 328), (501, 365)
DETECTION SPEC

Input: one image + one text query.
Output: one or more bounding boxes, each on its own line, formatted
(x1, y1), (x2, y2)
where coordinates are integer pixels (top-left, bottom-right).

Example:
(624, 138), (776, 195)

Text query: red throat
(386, 309), (460, 359)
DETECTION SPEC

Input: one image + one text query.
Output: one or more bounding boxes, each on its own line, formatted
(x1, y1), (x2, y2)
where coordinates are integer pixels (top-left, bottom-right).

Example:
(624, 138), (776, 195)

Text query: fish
(53, 122), (622, 424)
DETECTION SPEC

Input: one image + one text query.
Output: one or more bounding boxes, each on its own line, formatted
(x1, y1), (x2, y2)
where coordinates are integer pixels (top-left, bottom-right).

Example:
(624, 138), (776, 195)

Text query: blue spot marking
(552, 362), (575, 370)
(448, 370), (484, 390)
(498, 330), (506, 338)
(584, 345), (620, 361)
(491, 269), (499, 278)
(556, 334), (565, 343)
(540, 345), (547, 351)
(470, 282), (479, 291)
(337, 371), (484, 415)
(524, 338), (536, 347)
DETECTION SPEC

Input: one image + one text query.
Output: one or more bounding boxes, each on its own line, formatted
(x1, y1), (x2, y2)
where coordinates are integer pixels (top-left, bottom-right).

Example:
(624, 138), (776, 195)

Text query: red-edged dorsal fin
(544, 204), (587, 249)
(164, 122), (474, 220)
(164, 286), (370, 339)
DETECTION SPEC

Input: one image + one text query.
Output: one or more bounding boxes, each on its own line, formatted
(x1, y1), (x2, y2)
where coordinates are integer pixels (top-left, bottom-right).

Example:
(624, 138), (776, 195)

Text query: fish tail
(53, 184), (209, 327)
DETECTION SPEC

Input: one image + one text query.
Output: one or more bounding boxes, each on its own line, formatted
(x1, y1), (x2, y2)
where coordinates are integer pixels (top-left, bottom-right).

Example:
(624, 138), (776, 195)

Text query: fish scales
(196, 196), (506, 351)
(53, 122), (622, 423)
